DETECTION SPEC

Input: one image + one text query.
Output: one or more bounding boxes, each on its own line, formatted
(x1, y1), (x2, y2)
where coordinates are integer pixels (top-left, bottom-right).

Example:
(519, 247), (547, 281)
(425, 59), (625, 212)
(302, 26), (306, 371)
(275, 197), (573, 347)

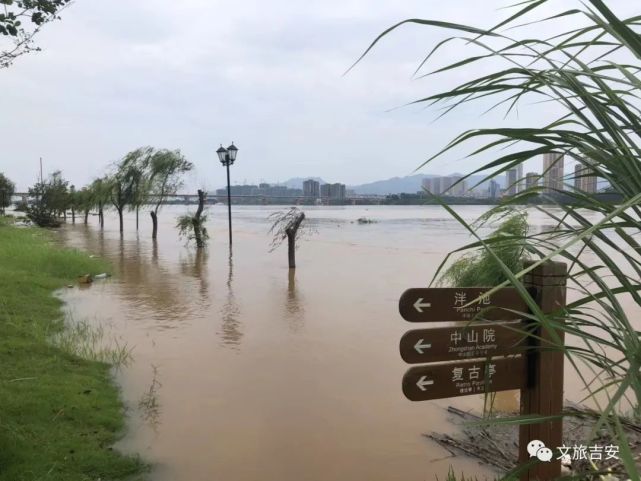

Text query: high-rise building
(525, 172), (540, 190)
(440, 176), (454, 195)
(320, 183), (346, 200)
(573, 164), (583, 191)
(574, 163), (597, 193)
(423, 176), (466, 196)
(543, 153), (565, 192)
(330, 183), (345, 199)
(513, 164), (524, 192)
(303, 179), (320, 198)
(422, 177), (442, 195)
(445, 175), (466, 196)
(583, 172), (597, 194)
(488, 180), (500, 199)
(505, 165), (525, 196)
(506, 168), (518, 196)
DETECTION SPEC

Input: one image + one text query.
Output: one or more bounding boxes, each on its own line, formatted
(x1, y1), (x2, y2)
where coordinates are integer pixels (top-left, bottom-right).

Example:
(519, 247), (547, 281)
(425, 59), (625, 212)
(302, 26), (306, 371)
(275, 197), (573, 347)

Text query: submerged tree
(268, 207), (314, 269)
(176, 190), (208, 248)
(108, 148), (156, 234)
(119, 147), (153, 230)
(68, 184), (77, 223)
(89, 177), (110, 229)
(107, 172), (127, 233)
(148, 149), (193, 239)
(75, 186), (93, 224)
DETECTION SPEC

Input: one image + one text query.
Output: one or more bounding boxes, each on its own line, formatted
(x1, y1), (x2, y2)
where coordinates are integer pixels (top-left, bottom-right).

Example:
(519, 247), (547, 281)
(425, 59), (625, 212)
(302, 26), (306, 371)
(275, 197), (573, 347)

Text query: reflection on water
(138, 364), (162, 431)
(285, 269), (304, 333)
(55, 205), (635, 481)
(220, 250), (243, 349)
(179, 248), (209, 303)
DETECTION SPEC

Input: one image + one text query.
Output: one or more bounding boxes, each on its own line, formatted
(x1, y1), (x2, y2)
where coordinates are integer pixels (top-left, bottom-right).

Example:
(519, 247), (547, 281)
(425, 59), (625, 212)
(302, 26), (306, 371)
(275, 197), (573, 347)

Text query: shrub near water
(0, 220), (146, 481)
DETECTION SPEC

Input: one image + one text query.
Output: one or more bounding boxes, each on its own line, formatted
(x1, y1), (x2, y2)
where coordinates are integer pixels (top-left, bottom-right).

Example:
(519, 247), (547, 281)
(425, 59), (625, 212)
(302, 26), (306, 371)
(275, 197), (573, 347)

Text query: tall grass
(442, 467), (518, 481)
(355, 1), (641, 479)
(51, 313), (134, 368)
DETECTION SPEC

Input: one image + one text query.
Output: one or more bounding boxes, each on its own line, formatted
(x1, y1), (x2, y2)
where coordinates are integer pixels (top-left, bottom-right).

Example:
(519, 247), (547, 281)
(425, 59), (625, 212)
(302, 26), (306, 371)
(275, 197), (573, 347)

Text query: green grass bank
(0, 218), (146, 481)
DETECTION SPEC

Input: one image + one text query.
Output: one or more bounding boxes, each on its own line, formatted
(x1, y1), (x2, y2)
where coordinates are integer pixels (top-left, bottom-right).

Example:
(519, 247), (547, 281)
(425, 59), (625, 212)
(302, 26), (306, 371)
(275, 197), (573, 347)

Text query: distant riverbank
(0, 217), (146, 481)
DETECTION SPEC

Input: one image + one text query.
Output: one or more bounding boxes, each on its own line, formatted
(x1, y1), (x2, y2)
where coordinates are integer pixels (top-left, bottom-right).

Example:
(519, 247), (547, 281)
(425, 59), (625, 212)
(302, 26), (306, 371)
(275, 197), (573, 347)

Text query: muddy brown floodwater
(56, 205), (632, 481)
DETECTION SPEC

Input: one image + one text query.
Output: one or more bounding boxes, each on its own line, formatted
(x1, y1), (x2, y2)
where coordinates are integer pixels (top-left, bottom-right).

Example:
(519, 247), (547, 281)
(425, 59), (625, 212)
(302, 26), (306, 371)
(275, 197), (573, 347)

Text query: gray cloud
(0, 0), (635, 191)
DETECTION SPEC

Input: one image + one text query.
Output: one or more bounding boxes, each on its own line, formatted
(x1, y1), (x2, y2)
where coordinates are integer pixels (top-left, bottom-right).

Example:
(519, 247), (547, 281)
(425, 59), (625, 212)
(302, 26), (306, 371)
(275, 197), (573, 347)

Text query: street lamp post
(216, 142), (239, 246)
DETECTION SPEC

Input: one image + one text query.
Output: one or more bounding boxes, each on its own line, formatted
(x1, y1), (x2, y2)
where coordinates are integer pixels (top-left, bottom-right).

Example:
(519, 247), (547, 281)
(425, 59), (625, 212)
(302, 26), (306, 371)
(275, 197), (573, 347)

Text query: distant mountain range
(277, 174), (506, 195)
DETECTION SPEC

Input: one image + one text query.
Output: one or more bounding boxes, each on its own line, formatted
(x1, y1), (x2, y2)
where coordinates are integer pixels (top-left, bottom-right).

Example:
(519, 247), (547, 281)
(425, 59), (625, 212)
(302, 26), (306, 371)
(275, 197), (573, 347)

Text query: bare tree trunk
(99, 203), (104, 229)
(151, 210), (158, 239)
(285, 212), (305, 269)
(136, 206), (139, 230)
(118, 207), (123, 233)
(84, 209), (89, 224)
(71, 206), (75, 224)
(287, 232), (296, 268)
(193, 189), (206, 248)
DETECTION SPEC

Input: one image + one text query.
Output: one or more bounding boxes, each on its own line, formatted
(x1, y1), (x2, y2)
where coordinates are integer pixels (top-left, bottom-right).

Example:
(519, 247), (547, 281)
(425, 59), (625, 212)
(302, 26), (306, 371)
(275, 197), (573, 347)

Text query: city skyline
(204, 153), (602, 197)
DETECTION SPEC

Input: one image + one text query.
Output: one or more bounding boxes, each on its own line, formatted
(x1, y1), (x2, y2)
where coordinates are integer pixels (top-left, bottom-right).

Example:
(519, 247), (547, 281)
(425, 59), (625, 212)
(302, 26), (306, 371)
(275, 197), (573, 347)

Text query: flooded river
(56, 204), (620, 481)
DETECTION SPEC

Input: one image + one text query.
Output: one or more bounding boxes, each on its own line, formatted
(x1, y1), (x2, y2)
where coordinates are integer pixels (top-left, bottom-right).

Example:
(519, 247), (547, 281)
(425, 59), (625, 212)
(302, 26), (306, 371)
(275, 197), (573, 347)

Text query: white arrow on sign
(417, 376), (434, 391)
(413, 298), (432, 313)
(414, 339), (432, 354)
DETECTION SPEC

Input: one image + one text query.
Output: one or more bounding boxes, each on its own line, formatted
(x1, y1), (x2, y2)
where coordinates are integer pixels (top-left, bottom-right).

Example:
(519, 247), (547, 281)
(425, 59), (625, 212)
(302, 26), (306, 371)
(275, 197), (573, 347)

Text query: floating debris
(425, 405), (640, 480)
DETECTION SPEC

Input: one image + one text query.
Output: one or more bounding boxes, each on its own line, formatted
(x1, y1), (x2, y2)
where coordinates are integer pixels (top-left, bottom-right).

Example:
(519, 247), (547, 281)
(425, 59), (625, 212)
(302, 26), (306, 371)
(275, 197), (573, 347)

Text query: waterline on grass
(52, 309), (134, 368)
(138, 364), (162, 429)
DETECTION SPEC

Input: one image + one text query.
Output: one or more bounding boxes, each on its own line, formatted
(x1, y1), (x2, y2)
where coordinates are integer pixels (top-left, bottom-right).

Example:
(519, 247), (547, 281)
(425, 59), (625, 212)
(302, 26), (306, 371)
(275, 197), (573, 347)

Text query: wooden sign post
(403, 357), (528, 401)
(399, 287), (530, 323)
(398, 260), (567, 481)
(400, 323), (531, 364)
(518, 260), (567, 481)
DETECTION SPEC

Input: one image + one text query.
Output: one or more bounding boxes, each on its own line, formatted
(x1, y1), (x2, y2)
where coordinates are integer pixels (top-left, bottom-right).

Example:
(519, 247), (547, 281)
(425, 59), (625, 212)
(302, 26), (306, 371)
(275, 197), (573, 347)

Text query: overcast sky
(0, 0), (635, 191)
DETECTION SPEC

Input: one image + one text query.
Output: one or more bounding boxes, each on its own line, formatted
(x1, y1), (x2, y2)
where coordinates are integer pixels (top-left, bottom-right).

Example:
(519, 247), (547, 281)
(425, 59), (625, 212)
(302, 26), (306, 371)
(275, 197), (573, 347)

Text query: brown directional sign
(399, 287), (531, 323)
(400, 322), (531, 364)
(402, 356), (528, 402)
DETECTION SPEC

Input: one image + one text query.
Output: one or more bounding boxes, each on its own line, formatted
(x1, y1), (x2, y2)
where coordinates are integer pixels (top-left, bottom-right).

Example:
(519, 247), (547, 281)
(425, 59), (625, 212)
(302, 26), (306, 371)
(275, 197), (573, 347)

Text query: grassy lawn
(0, 218), (146, 481)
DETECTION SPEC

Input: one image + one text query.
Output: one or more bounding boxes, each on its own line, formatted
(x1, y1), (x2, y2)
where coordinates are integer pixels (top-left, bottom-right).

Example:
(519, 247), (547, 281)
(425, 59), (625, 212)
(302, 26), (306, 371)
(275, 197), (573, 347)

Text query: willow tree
(107, 172), (127, 233)
(89, 177), (110, 229)
(76, 186), (93, 224)
(69, 185), (77, 223)
(176, 190), (208, 248)
(268, 207), (313, 269)
(118, 147), (154, 230)
(356, 1), (641, 479)
(148, 149), (193, 239)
